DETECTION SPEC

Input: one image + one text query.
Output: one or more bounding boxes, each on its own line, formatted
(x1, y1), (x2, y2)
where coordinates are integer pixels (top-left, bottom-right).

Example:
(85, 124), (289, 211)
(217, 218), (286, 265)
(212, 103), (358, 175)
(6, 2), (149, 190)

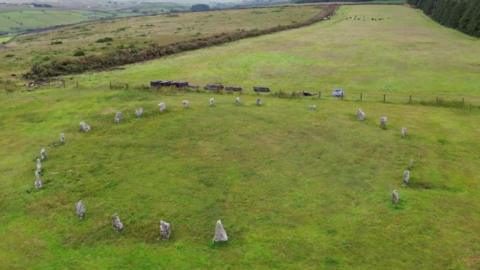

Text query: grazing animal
(34, 177), (43, 190)
(213, 220), (228, 242)
(403, 170), (410, 185)
(392, 190), (400, 205)
(380, 116), (388, 129)
(76, 200), (86, 219)
(60, 133), (65, 144)
(308, 105), (317, 111)
(256, 98), (263, 106)
(209, 97), (215, 107)
(160, 220), (171, 240)
(158, 102), (167, 112)
(112, 214), (124, 232)
(401, 127), (408, 138)
(182, 100), (190, 109)
(357, 109), (366, 121)
(40, 148), (47, 161)
(235, 97), (241, 105)
(79, 121), (91, 132)
(114, 112), (123, 124)
(135, 108), (144, 118)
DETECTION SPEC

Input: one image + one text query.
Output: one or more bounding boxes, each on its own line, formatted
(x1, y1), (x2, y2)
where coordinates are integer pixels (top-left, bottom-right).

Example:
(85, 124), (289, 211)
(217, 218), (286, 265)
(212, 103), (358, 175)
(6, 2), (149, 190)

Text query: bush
(96, 37), (113, 43)
(73, 50), (85, 57)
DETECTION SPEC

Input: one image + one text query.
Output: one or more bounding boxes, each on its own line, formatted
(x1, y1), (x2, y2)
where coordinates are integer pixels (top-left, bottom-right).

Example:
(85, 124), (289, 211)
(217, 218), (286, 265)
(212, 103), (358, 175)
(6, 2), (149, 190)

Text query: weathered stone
(256, 98), (263, 106)
(209, 97), (216, 106)
(112, 214), (124, 232)
(114, 112), (123, 124)
(159, 102), (167, 112)
(60, 133), (65, 144)
(408, 159), (415, 170)
(40, 148), (47, 161)
(235, 97), (241, 105)
(357, 109), (366, 121)
(160, 220), (171, 240)
(35, 169), (41, 178)
(309, 105), (317, 111)
(392, 190), (400, 204)
(76, 200), (86, 219)
(34, 177), (43, 190)
(36, 158), (42, 172)
(380, 116), (388, 129)
(403, 170), (410, 185)
(135, 108), (144, 118)
(213, 219), (228, 242)
(401, 127), (407, 138)
(182, 100), (190, 108)
(79, 121), (91, 132)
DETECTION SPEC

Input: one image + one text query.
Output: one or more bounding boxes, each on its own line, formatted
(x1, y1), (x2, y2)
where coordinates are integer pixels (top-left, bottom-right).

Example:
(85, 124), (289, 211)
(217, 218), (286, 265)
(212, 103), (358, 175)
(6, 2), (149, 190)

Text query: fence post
(409, 95), (412, 104)
(109, 82), (112, 89)
(125, 83), (129, 90)
(62, 80), (66, 88)
(462, 97), (465, 107)
(360, 92), (363, 101)
(318, 91), (321, 99)
(383, 94), (386, 103)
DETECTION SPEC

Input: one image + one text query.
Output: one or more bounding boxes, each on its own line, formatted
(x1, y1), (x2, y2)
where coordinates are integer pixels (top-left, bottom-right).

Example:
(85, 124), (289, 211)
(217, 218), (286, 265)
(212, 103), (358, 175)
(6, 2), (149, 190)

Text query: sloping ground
(0, 87), (479, 268)
(75, 5), (480, 96)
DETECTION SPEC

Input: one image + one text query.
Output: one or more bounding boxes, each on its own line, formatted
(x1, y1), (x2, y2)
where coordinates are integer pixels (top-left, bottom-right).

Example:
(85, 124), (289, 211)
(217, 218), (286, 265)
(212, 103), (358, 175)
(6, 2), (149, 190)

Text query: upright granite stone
(380, 116), (388, 129)
(213, 220), (228, 242)
(36, 158), (42, 172)
(76, 200), (86, 219)
(256, 98), (263, 106)
(112, 214), (124, 232)
(309, 105), (317, 111)
(40, 148), (47, 161)
(401, 127), (408, 138)
(209, 97), (216, 107)
(182, 100), (190, 109)
(392, 190), (400, 205)
(357, 109), (366, 121)
(159, 102), (167, 113)
(79, 121), (91, 132)
(403, 170), (410, 185)
(114, 112), (123, 124)
(160, 220), (171, 240)
(60, 133), (65, 144)
(34, 177), (43, 190)
(235, 97), (241, 105)
(135, 108), (144, 118)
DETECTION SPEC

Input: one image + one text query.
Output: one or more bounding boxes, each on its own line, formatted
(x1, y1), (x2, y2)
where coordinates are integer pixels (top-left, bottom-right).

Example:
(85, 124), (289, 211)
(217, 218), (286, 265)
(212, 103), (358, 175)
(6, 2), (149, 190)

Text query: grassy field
(0, 86), (479, 269)
(0, 5), (323, 78)
(0, 8), (116, 34)
(71, 5), (480, 97)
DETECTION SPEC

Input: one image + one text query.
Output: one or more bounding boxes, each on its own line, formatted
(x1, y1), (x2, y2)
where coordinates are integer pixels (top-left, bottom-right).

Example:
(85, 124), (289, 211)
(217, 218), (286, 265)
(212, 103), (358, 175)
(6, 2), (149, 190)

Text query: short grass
(0, 5), (322, 77)
(73, 5), (480, 98)
(0, 86), (479, 269)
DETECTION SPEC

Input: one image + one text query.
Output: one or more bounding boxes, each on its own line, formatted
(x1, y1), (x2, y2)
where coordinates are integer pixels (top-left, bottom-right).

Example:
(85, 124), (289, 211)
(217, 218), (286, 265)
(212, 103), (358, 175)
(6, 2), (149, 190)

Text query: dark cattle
(150, 80), (162, 88)
(225, 86), (243, 92)
(161, 81), (174, 87)
(302, 91), (314, 96)
(253, 86), (271, 93)
(204, 84), (224, 91)
(174, 81), (189, 88)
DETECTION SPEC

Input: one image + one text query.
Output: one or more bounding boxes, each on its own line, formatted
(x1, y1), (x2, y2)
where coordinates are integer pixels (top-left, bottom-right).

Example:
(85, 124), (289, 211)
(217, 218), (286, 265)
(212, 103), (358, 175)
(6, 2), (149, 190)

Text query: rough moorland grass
(74, 5), (480, 97)
(0, 86), (479, 269)
(0, 5), (322, 77)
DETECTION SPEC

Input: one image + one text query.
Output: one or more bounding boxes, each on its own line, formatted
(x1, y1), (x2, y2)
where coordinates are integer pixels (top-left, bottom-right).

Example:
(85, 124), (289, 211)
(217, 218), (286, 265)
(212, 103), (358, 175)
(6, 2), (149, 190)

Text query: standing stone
(35, 168), (41, 178)
(309, 105), (317, 111)
(60, 133), (65, 144)
(79, 121), (91, 132)
(135, 108), (144, 118)
(403, 170), (410, 185)
(357, 109), (366, 121)
(112, 214), (124, 232)
(159, 102), (167, 113)
(34, 176), (43, 190)
(114, 112), (123, 124)
(40, 148), (47, 161)
(235, 97), (241, 105)
(213, 220), (228, 242)
(256, 98), (263, 106)
(209, 97), (216, 107)
(401, 127), (408, 138)
(392, 190), (400, 205)
(76, 200), (86, 219)
(160, 220), (171, 240)
(408, 159), (415, 170)
(36, 158), (42, 172)
(182, 100), (190, 109)
(380, 116), (388, 129)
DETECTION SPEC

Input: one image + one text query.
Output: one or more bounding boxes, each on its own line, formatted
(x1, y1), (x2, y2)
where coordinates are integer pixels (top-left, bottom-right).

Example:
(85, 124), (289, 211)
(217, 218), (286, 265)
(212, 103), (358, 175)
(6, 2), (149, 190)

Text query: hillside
(73, 5), (480, 97)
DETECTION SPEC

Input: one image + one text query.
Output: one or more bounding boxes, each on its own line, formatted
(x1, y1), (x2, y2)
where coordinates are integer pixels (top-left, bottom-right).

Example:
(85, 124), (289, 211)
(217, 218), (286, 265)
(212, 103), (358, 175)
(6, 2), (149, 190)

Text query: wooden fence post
(383, 94), (386, 103)
(360, 92), (363, 101)
(109, 82), (112, 89)
(318, 91), (321, 99)
(409, 95), (412, 104)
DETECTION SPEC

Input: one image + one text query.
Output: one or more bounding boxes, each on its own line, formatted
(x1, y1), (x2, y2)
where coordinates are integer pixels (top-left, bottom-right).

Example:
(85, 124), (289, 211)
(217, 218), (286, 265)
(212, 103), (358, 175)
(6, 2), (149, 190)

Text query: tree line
(408, 0), (480, 37)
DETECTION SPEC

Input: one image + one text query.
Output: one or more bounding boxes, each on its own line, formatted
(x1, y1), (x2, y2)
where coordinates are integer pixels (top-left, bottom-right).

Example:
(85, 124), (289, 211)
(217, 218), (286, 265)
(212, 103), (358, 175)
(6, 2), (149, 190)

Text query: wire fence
(32, 79), (480, 110)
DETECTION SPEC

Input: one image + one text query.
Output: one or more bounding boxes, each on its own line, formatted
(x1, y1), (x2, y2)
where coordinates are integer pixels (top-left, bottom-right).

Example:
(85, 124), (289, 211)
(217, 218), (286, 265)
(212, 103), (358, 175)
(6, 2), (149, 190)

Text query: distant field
(0, 5), (323, 77)
(73, 5), (480, 97)
(0, 8), (116, 34)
